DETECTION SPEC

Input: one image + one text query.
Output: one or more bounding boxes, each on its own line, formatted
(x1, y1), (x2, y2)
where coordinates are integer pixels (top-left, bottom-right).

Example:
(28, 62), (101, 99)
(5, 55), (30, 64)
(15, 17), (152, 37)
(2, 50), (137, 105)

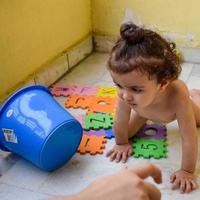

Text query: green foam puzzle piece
(83, 113), (113, 130)
(132, 138), (167, 159)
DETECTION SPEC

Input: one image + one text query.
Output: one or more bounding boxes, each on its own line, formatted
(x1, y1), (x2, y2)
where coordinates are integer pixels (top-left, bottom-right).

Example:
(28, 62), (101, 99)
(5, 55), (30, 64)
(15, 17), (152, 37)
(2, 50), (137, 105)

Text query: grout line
(185, 64), (194, 83)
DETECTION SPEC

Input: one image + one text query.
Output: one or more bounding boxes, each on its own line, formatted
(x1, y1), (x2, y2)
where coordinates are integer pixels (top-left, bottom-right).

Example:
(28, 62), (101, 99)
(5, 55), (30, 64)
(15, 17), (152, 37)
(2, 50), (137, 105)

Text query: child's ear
(160, 80), (170, 91)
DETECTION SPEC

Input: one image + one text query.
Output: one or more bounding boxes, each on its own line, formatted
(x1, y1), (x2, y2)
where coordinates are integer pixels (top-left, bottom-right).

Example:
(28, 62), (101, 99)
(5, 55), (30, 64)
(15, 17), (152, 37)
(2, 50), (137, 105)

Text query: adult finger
(145, 182), (161, 200)
(129, 163), (162, 184)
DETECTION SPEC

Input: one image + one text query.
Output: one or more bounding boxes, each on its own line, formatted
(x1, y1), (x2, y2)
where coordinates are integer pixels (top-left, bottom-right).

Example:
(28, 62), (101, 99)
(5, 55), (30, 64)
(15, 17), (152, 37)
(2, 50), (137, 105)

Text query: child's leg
(128, 109), (147, 138)
(190, 89), (200, 126)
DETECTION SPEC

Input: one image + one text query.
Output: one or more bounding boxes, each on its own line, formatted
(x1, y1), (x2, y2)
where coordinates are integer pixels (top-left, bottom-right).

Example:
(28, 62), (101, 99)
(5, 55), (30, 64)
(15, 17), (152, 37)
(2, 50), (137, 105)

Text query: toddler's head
(108, 22), (181, 84)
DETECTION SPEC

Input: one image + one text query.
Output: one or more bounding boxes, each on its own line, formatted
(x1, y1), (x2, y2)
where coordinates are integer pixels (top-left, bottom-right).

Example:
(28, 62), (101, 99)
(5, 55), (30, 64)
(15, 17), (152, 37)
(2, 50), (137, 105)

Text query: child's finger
(106, 149), (114, 157)
(180, 179), (186, 193)
(191, 180), (198, 190)
(122, 152), (128, 163)
(185, 180), (192, 193)
(128, 147), (132, 156)
(172, 179), (180, 190)
(110, 151), (117, 161)
(115, 152), (122, 163)
(170, 174), (176, 183)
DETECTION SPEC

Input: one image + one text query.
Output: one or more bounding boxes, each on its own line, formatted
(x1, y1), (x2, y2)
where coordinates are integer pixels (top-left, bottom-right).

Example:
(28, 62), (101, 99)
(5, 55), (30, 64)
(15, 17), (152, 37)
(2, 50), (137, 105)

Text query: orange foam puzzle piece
(77, 134), (107, 155)
(88, 96), (117, 114)
(65, 95), (92, 109)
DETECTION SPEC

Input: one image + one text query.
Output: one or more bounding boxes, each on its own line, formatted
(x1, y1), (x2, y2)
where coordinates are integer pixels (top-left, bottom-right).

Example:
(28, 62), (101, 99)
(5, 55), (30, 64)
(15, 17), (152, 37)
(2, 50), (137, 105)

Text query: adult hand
(55, 163), (162, 200)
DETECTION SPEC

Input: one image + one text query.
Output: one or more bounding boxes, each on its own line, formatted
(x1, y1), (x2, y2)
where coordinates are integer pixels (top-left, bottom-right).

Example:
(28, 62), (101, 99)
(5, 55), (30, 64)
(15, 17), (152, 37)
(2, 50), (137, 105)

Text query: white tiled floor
(1, 52), (200, 200)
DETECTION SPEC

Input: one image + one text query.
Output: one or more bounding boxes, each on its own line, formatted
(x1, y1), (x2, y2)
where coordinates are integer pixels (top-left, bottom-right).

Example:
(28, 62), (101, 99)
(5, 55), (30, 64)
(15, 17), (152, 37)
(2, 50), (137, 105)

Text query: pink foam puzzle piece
(73, 86), (97, 96)
(51, 84), (97, 96)
(74, 115), (83, 126)
(50, 84), (77, 96)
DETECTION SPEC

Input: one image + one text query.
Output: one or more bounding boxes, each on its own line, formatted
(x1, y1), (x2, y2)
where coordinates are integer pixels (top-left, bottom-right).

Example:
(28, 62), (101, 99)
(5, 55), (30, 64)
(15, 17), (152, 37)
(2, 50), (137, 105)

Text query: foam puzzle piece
(77, 134), (106, 155)
(135, 124), (167, 140)
(51, 84), (97, 96)
(132, 138), (167, 159)
(65, 95), (92, 109)
(50, 84), (76, 96)
(96, 86), (117, 98)
(72, 85), (97, 96)
(83, 113), (113, 130)
(74, 115), (83, 126)
(105, 128), (115, 139)
(87, 96), (116, 114)
(83, 129), (105, 137)
(65, 96), (116, 114)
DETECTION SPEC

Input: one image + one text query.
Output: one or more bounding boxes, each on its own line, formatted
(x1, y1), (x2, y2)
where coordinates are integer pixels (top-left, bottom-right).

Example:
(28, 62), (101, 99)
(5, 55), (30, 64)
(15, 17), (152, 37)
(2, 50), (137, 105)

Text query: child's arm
(106, 98), (132, 162)
(171, 88), (198, 193)
(114, 98), (131, 144)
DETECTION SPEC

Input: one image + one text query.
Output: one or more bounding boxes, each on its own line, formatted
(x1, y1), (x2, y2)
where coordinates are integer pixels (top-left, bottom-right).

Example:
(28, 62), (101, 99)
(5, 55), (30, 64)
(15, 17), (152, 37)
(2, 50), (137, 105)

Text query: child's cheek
(117, 91), (124, 100)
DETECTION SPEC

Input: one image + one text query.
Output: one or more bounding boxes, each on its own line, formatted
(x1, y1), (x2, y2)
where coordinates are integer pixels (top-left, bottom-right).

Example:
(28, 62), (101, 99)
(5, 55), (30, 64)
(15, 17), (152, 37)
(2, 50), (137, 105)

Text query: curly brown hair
(108, 23), (181, 84)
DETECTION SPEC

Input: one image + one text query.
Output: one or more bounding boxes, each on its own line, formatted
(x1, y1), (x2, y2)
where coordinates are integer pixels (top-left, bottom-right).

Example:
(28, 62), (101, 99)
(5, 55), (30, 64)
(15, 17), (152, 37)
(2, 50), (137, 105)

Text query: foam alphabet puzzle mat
(83, 129), (105, 137)
(74, 115), (83, 126)
(83, 113), (113, 130)
(77, 134), (106, 155)
(96, 86), (117, 98)
(135, 124), (167, 140)
(87, 96), (116, 114)
(132, 138), (167, 159)
(65, 96), (116, 114)
(50, 84), (76, 96)
(105, 128), (115, 139)
(51, 84), (97, 96)
(65, 95), (92, 109)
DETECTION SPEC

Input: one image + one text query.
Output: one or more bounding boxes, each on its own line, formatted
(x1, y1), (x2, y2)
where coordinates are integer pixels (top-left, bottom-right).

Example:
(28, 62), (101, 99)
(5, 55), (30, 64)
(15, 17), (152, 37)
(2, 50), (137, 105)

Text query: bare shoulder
(169, 79), (190, 107)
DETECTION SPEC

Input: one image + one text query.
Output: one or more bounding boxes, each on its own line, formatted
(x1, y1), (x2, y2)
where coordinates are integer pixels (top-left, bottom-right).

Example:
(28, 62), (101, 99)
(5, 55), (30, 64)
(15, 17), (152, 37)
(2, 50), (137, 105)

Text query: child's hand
(106, 143), (132, 163)
(170, 169), (198, 193)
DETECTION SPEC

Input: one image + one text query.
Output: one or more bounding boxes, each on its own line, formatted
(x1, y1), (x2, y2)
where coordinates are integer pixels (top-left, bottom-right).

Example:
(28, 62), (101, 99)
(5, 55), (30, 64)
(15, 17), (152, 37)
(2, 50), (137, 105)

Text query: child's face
(109, 70), (163, 108)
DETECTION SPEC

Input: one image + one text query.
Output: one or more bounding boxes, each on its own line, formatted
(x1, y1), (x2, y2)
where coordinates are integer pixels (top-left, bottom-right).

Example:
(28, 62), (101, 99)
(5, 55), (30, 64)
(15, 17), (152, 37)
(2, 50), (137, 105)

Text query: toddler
(106, 22), (200, 193)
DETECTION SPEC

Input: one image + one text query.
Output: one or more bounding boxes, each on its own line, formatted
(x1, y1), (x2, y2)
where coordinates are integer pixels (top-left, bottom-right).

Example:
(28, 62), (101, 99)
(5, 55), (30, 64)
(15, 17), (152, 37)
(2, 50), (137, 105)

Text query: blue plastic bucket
(0, 85), (83, 171)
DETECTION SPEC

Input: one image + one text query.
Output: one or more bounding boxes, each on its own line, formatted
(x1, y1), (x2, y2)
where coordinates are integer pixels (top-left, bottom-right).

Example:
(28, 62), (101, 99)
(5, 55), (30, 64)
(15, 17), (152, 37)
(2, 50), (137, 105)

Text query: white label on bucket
(6, 109), (13, 118)
(2, 128), (18, 143)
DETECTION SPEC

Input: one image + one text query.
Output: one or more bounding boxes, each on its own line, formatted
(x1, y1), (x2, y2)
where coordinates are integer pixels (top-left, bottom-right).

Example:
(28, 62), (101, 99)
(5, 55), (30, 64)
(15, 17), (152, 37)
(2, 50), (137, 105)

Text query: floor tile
(0, 183), (52, 200)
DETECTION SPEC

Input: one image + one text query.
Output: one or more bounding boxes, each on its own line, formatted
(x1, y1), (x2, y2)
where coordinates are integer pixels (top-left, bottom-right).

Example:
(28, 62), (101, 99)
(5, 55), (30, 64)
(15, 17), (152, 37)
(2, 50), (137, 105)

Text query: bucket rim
(0, 85), (50, 116)
(0, 85), (50, 151)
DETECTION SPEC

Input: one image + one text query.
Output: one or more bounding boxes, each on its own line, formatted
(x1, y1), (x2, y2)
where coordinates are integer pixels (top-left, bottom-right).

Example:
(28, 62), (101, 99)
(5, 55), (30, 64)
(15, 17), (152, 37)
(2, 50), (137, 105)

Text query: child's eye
(115, 83), (122, 89)
(131, 88), (143, 93)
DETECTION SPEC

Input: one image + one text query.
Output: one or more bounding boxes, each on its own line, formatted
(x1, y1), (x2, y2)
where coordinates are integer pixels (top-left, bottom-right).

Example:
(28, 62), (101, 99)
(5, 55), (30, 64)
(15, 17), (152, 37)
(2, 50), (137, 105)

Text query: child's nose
(122, 90), (133, 101)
